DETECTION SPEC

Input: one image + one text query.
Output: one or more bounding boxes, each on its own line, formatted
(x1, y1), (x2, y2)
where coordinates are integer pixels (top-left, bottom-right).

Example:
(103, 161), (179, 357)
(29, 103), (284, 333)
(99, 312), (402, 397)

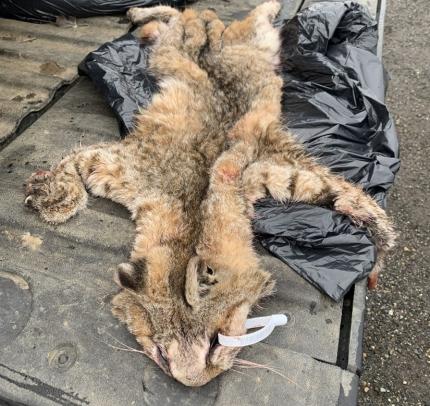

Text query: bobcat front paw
(24, 170), (52, 207)
(24, 169), (87, 224)
(367, 270), (379, 289)
(334, 197), (377, 227)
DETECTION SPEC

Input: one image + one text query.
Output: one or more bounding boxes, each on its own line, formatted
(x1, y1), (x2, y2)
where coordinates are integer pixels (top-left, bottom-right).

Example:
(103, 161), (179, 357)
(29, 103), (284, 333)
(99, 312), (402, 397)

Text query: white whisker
(105, 342), (146, 355)
(104, 331), (142, 353)
(230, 368), (253, 379)
(234, 358), (303, 388)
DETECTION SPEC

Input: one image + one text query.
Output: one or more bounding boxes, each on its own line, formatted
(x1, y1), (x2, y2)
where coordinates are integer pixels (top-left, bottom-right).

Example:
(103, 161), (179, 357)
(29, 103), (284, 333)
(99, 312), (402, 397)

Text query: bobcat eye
(207, 267), (214, 275)
(157, 345), (168, 362)
(156, 345), (170, 373)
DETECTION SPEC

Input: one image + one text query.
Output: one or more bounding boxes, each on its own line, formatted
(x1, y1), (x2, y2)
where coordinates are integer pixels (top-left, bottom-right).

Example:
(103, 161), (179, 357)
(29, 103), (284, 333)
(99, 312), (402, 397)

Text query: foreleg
(197, 141), (259, 269)
(24, 143), (139, 223)
(115, 193), (187, 298)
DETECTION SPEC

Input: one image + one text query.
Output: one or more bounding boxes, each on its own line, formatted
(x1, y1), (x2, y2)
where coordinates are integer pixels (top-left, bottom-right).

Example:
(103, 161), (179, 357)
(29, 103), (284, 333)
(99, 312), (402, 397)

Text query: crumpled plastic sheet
(253, 199), (377, 300)
(79, 1), (400, 301)
(0, 0), (194, 23)
(79, 34), (158, 135)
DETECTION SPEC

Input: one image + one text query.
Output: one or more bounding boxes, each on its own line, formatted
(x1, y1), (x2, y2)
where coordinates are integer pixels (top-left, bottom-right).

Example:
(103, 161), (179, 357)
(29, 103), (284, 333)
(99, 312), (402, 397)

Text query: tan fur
(24, 2), (395, 386)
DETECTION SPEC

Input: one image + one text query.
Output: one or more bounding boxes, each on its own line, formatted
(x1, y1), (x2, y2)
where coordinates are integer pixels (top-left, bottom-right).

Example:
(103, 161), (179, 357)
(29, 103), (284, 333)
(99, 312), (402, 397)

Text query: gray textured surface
(359, 0), (430, 403)
(348, 280), (366, 374)
(0, 274), (32, 348)
(0, 16), (126, 146)
(301, 0), (377, 16)
(215, 344), (358, 406)
(194, 0), (303, 22)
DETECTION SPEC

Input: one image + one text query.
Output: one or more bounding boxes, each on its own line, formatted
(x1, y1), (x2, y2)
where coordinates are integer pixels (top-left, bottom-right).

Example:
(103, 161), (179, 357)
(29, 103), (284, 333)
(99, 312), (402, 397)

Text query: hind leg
(135, 10), (209, 85)
(201, 2), (279, 55)
(25, 143), (139, 224)
(241, 124), (396, 279)
(133, 7), (208, 63)
(199, 9), (225, 52)
(181, 9), (208, 61)
(127, 5), (179, 26)
(243, 157), (395, 287)
(222, 1), (280, 52)
(240, 124), (391, 230)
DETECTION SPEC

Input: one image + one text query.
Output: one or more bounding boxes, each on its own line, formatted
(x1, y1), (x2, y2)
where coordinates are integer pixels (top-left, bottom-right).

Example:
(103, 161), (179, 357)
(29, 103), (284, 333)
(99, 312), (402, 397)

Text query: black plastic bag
(79, 1), (399, 301)
(79, 33), (158, 135)
(253, 199), (377, 301)
(0, 0), (194, 23)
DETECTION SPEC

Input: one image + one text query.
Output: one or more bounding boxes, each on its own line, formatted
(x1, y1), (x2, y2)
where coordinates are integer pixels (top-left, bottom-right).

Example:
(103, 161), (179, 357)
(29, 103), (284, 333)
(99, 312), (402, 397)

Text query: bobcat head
(111, 244), (273, 386)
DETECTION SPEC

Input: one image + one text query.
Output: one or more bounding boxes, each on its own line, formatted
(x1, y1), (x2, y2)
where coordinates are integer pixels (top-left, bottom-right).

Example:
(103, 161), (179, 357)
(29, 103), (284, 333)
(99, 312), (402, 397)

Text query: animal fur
(24, 2), (396, 386)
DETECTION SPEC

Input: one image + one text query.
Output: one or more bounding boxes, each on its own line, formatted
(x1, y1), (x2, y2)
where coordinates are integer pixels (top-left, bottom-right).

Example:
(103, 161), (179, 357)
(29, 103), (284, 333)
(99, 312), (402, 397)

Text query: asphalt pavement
(358, 0), (430, 404)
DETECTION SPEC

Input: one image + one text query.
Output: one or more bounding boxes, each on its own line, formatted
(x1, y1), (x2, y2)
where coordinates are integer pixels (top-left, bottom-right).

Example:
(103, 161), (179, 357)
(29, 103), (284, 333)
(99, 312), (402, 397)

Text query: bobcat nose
(169, 366), (211, 387)
(167, 338), (211, 386)
(169, 356), (208, 387)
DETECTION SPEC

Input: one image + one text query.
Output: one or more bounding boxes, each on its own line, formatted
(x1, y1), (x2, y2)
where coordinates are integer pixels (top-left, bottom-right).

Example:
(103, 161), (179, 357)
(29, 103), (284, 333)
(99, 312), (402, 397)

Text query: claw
(24, 195), (33, 206)
(368, 271), (378, 289)
(24, 169), (52, 206)
(31, 170), (52, 180)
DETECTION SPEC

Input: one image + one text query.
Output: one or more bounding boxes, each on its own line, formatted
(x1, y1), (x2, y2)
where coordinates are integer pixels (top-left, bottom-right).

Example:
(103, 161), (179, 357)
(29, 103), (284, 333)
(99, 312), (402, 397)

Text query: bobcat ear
(185, 256), (200, 308)
(114, 261), (144, 291)
(185, 256), (218, 308)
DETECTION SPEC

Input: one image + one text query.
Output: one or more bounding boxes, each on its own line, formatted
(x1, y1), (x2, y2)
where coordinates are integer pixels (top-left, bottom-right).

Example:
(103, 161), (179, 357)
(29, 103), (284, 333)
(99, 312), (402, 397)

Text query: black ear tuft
(114, 260), (146, 291)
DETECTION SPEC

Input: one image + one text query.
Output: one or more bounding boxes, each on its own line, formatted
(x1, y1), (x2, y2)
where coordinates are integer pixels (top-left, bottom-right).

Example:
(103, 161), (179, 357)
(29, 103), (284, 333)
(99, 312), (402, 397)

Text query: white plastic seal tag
(218, 314), (288, 347)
